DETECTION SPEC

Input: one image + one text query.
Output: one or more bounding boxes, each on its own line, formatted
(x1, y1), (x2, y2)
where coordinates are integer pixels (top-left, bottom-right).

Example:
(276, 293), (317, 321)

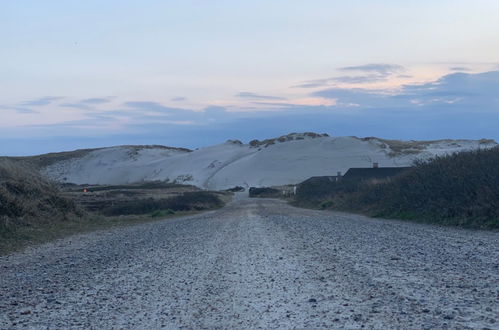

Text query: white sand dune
(41, 133), (497, 189)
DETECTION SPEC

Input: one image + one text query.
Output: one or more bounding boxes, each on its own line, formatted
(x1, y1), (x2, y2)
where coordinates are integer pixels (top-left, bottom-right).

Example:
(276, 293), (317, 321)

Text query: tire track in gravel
(1, 197), (498, 329)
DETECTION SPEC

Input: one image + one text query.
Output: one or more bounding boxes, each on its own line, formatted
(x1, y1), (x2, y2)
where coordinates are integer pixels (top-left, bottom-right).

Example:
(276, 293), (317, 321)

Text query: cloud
(124, 101), (175, 113)
(293, 80), (330, 88)
(21, 96), (63, 106)
(330, 74), (388, 84)
(295, 63), (406, 88)
(171, 97), (187, 102)
(295, 75), (386, 88)
(60, 103), (91, 110)
(0, 105), (39, 114)
(123, 100), (219, 123)
(80, 98), (111, 104)
(339, 63), (405, 75)
(314, 70), (499, 109)
(313, 88), (390, 107)
(449, 66), (471, 72)
(60, 97), (113, 110)
(235, 92), (286, 100)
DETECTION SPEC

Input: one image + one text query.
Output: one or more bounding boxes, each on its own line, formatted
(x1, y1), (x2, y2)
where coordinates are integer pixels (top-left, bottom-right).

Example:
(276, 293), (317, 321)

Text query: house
(299, 175), (342, 186)
(296, 174), (343, 199)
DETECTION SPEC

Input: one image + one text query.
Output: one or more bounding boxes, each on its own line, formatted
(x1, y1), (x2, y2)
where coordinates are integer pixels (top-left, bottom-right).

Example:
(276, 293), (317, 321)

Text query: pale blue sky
(1, 1), (499, 155)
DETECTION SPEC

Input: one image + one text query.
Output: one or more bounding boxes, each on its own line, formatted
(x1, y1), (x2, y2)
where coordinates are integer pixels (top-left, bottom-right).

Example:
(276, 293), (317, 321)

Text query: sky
(1, 0), (499, 155)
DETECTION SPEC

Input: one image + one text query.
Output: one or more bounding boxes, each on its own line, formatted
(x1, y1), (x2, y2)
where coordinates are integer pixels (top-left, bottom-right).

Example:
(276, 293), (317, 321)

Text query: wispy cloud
(450, 66), (471, 72)
(171, 97), (187, 102)
(329, 74), (388, 84)
(60, 103), (91, 110)
(339, 63), (405, 75)
(124, 101), (181, 113)
(235, 92), (286, 100)
(21, 96), (63, 106)
(293, 80), (330, 89)
(295, 63), (406, 88)
(0, 105), (39, 114)
(80, 97), (112, 104)
(60, 97), (113, 110)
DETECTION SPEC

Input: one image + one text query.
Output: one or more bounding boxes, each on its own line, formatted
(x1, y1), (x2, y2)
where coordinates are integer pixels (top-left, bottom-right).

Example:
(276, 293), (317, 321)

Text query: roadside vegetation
(248, 187), (282, 198)
(293, 147), (499, 229)
(101, 191), (225, 216)
(0, 160), (228, 254)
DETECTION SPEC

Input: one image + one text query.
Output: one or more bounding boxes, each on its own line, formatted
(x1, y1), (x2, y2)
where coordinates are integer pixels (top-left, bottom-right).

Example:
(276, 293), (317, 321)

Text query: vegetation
(0, 160), (84, 230)
(0, 159), (87, 253)
(224, 186), (246, 192)
(359, 137), (496, 157)
(249, 187), (282, 198)
(294, 147), (499, 229)
(69, 181), (190, 192)
(0, 160), (228, 254)
(101, 191), (225, 216)
(249, 132), (329, 148)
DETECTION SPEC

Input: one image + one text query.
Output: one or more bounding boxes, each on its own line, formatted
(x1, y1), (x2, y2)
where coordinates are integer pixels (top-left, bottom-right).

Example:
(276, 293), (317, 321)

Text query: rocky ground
(1, 195), (498, 329)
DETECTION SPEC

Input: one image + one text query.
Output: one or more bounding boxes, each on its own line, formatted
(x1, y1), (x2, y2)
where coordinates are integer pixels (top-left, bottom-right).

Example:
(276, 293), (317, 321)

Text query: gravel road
(1, 196), (498, 329)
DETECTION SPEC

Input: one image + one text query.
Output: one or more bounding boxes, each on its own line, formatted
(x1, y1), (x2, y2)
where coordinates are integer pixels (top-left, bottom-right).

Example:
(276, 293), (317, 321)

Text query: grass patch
(101, 191), (224, 216)
(74, 181), (189, 192)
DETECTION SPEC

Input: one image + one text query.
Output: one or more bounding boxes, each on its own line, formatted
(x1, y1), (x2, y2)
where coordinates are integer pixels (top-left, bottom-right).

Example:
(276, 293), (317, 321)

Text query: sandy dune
(41, 134), (497, 189)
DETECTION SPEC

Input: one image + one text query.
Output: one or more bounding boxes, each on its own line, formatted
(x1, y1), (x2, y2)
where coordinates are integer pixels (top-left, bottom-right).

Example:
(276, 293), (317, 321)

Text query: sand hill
(32, 133), (496, 190)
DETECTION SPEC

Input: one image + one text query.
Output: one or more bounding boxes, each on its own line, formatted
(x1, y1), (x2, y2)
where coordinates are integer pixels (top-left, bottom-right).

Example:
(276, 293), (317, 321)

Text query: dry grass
(0, 159), (83, 228)
(0, 160), (231, 255)
(0, 159), (87, 254)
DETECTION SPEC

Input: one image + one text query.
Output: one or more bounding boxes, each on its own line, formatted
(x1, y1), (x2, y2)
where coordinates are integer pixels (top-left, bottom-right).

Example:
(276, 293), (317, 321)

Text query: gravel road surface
(1, 196), (498, 329)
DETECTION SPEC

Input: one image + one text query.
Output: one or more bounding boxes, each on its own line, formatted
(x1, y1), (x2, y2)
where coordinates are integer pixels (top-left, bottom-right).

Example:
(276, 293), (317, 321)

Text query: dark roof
(343, 167), (411, 181)
(299, 176), (340, 185)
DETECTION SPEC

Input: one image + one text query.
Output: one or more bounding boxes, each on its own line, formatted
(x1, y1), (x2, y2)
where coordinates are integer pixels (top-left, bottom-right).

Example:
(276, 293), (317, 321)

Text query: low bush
(249, 187), (281, 198)
(225, 186), (245, 192)
(101, 191), (224, 216)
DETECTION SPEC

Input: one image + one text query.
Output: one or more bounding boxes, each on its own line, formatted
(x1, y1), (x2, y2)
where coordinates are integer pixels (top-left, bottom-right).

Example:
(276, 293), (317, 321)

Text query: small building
(299, 175), (342, 186)
(296, 175), (343, 200)
(342, 167), (410, 182)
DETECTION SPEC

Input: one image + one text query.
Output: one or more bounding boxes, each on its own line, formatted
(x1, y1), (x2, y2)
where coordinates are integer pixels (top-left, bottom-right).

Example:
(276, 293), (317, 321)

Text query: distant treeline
(294, 147), (499, 229)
